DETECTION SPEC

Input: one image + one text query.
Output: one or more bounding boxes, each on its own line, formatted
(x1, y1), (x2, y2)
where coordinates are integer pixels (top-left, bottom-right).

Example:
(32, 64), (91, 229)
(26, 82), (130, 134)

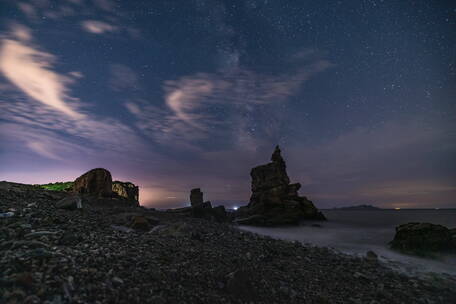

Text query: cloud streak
(81, 20), (117, 34)
(128, 56), (332, 150)
(0, 25), (147, 161)
(0, 26), (84, 119)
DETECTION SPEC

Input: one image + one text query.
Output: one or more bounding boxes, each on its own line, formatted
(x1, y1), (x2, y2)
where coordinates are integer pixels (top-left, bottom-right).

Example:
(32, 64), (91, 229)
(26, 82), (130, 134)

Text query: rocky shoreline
(1, 182), (456, 304)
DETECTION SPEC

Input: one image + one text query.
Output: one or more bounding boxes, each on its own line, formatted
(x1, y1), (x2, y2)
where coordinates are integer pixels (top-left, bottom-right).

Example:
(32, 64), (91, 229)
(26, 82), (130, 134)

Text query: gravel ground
(1, 182), (455, 304)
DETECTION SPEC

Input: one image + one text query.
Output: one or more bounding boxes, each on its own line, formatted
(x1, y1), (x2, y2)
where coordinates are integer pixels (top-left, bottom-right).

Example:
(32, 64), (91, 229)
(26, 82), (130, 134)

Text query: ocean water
(239, 209), (456, 277)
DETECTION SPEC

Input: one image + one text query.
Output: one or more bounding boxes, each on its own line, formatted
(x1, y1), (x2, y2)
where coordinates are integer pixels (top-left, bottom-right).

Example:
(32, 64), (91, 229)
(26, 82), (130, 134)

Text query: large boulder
(235, 146), (325, 226)
(112, 181), (139, 204)
(390, 222), (455, 255)
(73, 168), (112, 197)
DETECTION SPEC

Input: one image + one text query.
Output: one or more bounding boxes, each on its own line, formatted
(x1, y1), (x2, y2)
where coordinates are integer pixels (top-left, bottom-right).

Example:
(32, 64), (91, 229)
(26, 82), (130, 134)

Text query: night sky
(0, 0), (455, 209)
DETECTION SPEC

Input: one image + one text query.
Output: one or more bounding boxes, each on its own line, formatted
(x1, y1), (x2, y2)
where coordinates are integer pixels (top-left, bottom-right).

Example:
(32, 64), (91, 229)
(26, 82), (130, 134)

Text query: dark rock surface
(1, 182), (455, 303)
(235, 146), (326, 226)
(390, 222), (455, 255)
(55, 195), (82, 210)
(72, 168), (112, 197)
(112, 181), (139, 205)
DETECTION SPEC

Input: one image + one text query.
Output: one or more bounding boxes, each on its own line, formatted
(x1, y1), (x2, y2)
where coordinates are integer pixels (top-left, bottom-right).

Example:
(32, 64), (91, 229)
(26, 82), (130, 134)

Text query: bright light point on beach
(233, 206), (238, 210)
(395, 208), (401, 210)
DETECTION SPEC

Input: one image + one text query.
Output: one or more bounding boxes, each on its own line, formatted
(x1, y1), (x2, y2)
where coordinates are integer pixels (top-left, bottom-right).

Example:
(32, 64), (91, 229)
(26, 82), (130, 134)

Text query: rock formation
(167, 188), (228, 222)
(390, 222), (455, 255)
(73, 168), (112, 197)
(112, 181), (139, 204)
(235, 146), (326, 225)
(190, 188), (204, 206)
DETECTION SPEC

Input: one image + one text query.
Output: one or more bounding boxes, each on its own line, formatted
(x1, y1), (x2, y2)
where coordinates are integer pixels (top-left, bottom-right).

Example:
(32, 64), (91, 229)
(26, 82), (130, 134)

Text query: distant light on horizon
(233, 206), (238, 210)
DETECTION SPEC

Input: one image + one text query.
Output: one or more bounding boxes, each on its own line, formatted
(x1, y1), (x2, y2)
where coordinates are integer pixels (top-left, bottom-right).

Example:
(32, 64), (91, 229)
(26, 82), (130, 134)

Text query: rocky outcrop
(167, 189), (228, 222)
(190, 188), (204, 206)
(112, 181), (139, 204)
(73, 168), (112, 197)
(235, 146), (325, 226)
(189, 189), (228, 222)
(390, 222), (455, 255)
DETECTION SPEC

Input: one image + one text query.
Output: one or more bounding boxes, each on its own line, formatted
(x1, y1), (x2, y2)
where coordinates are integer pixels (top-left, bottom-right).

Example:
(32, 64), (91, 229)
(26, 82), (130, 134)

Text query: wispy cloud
(127, 56), (332, 150)
(0, 24), (147, 161)
(0, 25), (84, 119)
(81, 20), (117, 34)
(109, 64), (139, 91)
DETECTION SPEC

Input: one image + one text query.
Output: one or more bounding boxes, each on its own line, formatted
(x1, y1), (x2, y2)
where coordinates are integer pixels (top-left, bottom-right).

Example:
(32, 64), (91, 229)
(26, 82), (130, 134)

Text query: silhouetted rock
(235, 146), (326, 226)
(190, 188), (204, 206)
(112, 181), (139, 204)
(73, 168), (112, 197)
(172, 189), (228, 222)
(390, 222), (455, 255)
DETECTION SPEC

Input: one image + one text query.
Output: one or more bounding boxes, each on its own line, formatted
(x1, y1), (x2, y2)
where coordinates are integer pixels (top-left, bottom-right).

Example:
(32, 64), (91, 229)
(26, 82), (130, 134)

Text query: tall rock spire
(271, 145), (284, 163)
(235, 146), (326, 225)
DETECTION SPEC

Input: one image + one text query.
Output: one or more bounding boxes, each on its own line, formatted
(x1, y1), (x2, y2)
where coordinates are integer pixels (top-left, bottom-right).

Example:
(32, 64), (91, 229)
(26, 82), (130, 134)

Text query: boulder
(130, 216), (150, 231)
(235, 146), (325, 226)
(190, 188), (204, 206)
(73, 168), (112, 197)
(390, 222), (455, 255)
(211, 205), (228, 222)
(56, 195), (82, 210)
(112, 181), (139, 204)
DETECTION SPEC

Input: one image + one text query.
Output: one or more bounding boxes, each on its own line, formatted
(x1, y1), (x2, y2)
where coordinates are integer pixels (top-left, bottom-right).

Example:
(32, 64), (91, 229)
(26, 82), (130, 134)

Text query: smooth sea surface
(239, 209), (456, 277)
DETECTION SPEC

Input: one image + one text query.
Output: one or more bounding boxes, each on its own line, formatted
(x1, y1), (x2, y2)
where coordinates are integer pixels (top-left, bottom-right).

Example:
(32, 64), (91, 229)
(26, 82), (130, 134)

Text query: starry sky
(0, 0), (455, 209)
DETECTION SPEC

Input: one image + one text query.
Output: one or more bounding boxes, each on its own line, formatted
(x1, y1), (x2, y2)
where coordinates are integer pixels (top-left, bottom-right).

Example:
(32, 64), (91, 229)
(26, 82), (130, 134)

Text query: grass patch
(38, 182), (74, 191)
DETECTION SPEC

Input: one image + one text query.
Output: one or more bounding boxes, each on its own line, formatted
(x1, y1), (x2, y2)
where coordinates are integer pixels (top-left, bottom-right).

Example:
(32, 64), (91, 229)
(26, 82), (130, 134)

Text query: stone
(130, 216), (150, 231)
(112, 181), (139, 204)
(390, 222), (455, 255)
(73, 168), (112, 197)
(56, 195), (82, 210)
(235, 146), (326, 225)
(366, 250), (378, 261)
(211, 205), (227, 222)
(190, 188), (204, 206)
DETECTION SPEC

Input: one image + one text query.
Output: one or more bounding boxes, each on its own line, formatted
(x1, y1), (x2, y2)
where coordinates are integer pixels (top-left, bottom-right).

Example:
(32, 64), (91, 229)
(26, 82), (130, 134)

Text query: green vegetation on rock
(38, 182), (74, 191)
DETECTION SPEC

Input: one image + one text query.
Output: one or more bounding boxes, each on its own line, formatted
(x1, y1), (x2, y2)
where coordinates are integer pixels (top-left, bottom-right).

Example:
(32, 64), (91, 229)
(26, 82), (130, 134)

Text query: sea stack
(235, 145), (326, 225)
(190, 188), (204, 206)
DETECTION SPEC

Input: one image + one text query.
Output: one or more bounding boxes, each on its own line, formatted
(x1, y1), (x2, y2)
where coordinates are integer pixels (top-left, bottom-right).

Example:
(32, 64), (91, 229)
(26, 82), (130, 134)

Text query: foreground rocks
(235, 146), (326, 226)
(390, 222), (456, 255)
(0, 182), (455, 304)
